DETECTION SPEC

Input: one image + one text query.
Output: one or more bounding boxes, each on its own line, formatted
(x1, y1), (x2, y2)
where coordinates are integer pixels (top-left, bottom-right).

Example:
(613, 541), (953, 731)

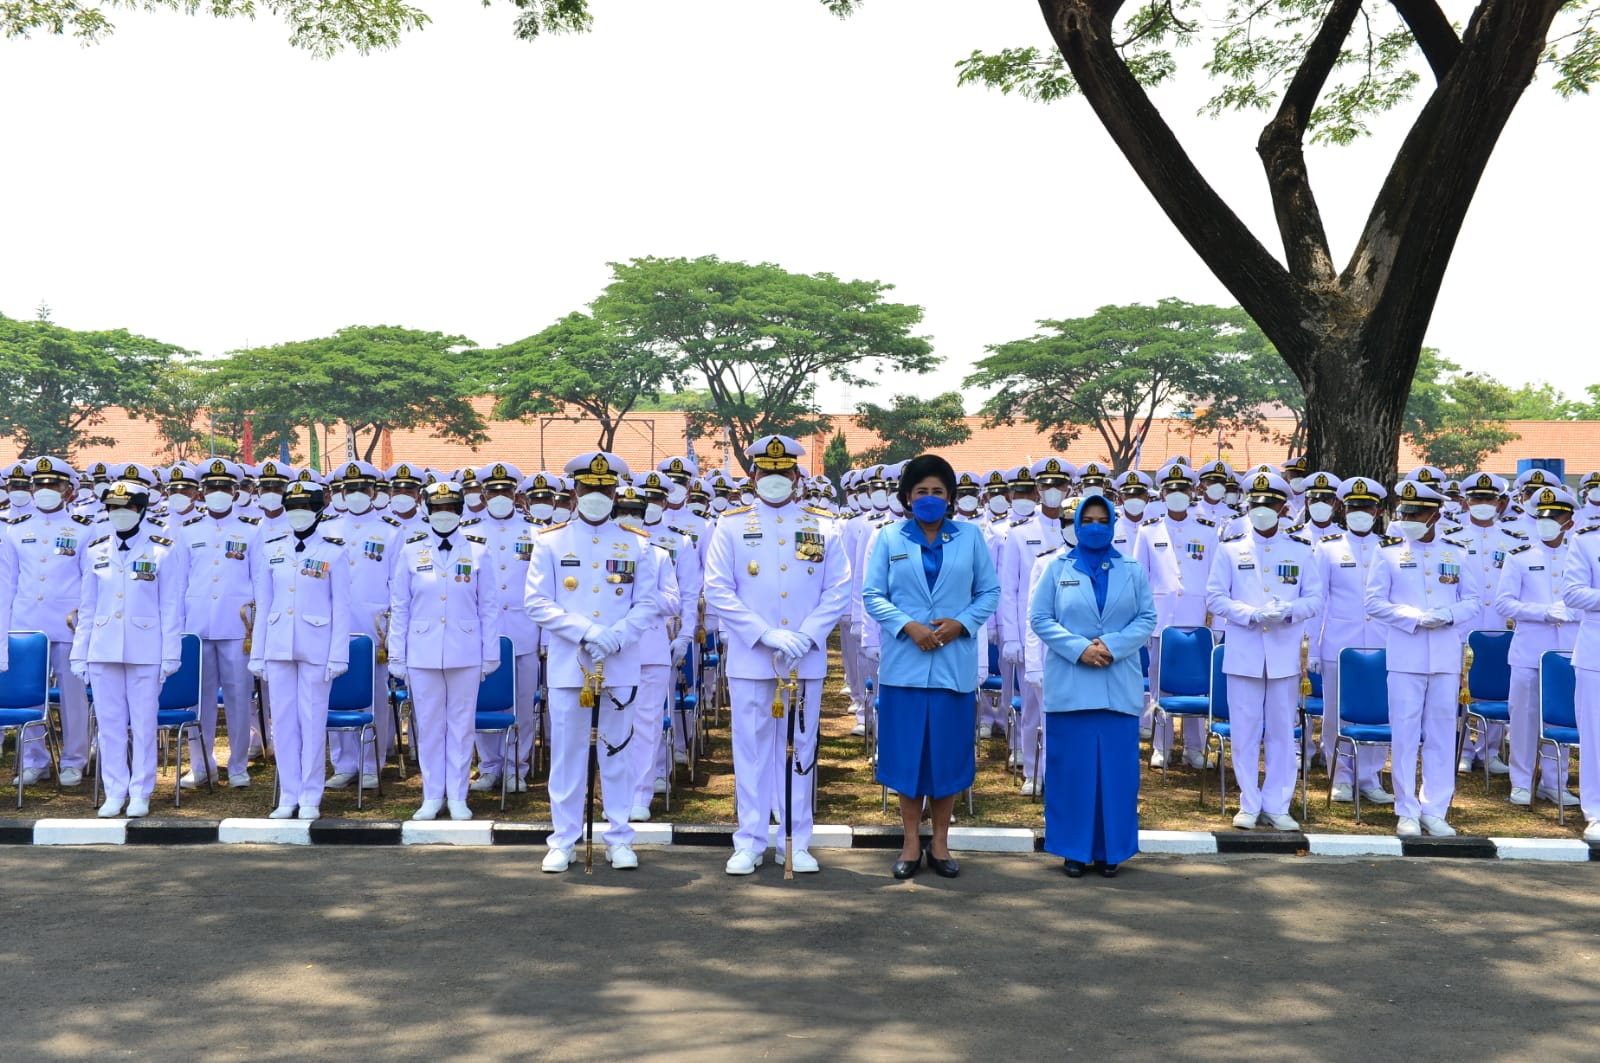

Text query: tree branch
(1388, 0), (1462, 81)
(1255, 0), (1361, 286)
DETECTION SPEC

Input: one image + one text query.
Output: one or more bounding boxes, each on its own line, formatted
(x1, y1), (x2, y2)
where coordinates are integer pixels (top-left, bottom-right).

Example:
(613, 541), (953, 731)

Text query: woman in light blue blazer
(1030, 493), (1157, 878)
(864, 453), (1000, 880)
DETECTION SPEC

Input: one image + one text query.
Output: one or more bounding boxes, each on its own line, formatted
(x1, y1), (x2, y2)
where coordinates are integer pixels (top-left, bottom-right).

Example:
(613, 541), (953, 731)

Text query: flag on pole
(379, 427), (393, 469)
(240, 417), (254, 464)
(684, 419), (698, 470)
(279, 438), (290, 464)
(308, 423), (320, 471)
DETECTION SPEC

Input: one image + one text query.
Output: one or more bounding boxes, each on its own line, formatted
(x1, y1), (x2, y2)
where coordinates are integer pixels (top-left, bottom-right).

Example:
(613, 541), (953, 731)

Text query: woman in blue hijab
(1029, 493), (1158, 877)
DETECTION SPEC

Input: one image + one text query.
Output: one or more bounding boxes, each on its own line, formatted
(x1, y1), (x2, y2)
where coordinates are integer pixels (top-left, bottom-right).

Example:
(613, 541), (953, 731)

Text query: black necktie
(295, 538), (307, 553)
(116, 533), (133, 552)
(438, 536), (453, 553)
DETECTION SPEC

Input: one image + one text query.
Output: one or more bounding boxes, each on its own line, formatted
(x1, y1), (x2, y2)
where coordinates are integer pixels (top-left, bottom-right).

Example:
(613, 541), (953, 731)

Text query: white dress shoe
(178, 771), (212, 789)
(606, 844), (638, 869)
(1149, 749), (1167, 769)
(1537, 788), (1582, 808)
(775, 848), (820, 873)
(360, 774), (379, 790)
(1508, 787), (1533, 806)
(1584, 820), (1600, 843)
(229, 772), (251, 788)
(849, 723), (867, 737)
(673, 750), (689, 766)
(269, 806), (297, 819)
(97, 797), (126, 818)
(125, 798), (149, 818)
(652, 777), (668, 795)
(1019, 779), (1040, 797)
(1396, 817), (1422, 838)
(724, 849), (763, 875)
(1183, 750), (1207, 770)
(1139, 726), (1154, 741)
(1231, 810), (1257, 830)
(1264, 813), (1300, 831)
(542, 847), (573, 873)
(512, 776), (528, 793)
(1330, 783), (1354, 803)
(15, 767), (46, 786)
(1457, 758), (1475, 774)
(297, 806), (320, 820)
(326, 772), (357, 789)
(978, 724), (993, 739)
(629, 805), (652, 823)
(1487, 756), (1511, 776)
(1420, 815), (1456, 837)
(58, 767), (83, 787)
(469, 774), (502, 793)
(1359, 787), (1396, 805)
(447, 800), (472, 821)
(412, 799), (443, 821)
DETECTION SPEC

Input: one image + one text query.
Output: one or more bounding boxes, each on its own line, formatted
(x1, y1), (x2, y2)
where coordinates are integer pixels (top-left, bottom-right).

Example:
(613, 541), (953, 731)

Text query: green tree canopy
(822, 428), (853, 487)
(853, 392), (972, 467)
(965, 300), (1274, 472)
(1402, 349), (1520, 475)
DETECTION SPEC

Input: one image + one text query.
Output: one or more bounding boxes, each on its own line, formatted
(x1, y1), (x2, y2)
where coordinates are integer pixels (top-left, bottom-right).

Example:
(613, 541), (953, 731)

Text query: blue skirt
(875, 685), (976, 800)
(1043, 710), (1141, 865)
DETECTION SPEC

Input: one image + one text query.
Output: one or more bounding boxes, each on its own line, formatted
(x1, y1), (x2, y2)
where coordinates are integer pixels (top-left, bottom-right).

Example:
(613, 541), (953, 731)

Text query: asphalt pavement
(4, 848), (1598, 1062)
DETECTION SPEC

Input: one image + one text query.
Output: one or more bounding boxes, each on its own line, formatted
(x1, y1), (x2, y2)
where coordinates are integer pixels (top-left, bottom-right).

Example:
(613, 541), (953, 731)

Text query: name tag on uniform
(743, 532), (762, 540)
(1154, 541), (1169, 548)
(1339, 561), (1357, 568)
(20, 535), (35, 544)
(190, 540), (207, 549)
(270, 554), (286, 565)
(1400, 562), (1418, 569)
(1062, 579), (1080, 586)
(1238, 563), (1255, 571)
(416, 563), (433, 573)
(559, 558), (580, 567)
(1025, 539), (1041, 546)
(1530, 565), (1545, 571)
(889, 553), (908, 562)
(94, 560), (110, 570)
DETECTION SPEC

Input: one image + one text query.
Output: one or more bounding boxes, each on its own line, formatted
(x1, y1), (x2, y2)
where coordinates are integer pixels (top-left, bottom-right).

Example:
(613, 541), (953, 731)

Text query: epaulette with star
(724, 505), (753, 516)
(1289, 534), (1312, 546)
(1442, 524), (1463, 536)
(1499, 515), (1519, 523)
(406, 532), (427, 543)
(1578, 525), (1600, 535)
(989, 514), (1007, 524)
(1380, 536), (1405, 547)
(182, 514), (204, 526)
(150, 535), (173, 547)
(4, 513), (29, 525)
(803, 505), (833, 518)
(1319, 532), (1344, 542)
(622, 525), (649, 537)
(71, 513), (91, 525)
(1504, 529), (1527, 540)
(88, 534), (109, 548)
(461, 517), (482, 526)
(539, 524), (564, 534)
(147, 517), (165, 527)
(1142, 516), (1162, 526)
(1443, 538), (1469, 549)
(1510, 544), (1531, 554)
(1038, 546), (1059, 557)
(1196, 517), (1217, 528)
(382, 515), (403, 527)
(465, 534), (486, 544)
(240, 515), (260, 525)
(1221, 532), (1245, 543)
(322, 535), (345, 546)
(1010, 517), (1031, 527)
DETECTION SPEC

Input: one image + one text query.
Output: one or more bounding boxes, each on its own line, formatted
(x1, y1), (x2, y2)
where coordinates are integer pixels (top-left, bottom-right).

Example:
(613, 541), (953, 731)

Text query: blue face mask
(910, 495), (949, 523)
(1077, 522), (1113, 550)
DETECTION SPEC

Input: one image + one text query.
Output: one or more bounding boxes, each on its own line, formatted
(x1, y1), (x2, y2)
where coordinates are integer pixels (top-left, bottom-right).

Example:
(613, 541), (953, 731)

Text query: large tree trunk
(1296, 334), (1408, 479)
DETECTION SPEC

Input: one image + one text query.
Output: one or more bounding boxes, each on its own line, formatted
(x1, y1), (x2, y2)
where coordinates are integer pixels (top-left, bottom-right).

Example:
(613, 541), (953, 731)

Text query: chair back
(1337, 647), (1389, 727)
(0, 631), (50, 709)
(1308, 669), (1323, 700)
(330, 635), (375, 712)
(1208, 644), (1230, 724)
(1467, 629), (1513, 702)
(1140, 644), (1151, 681)
(158, 633), (203, 712)
(477, 636), (515, 712)
(988, 639), (1001, 678)
(1539, 650), (1578, 731)
(1158, 626), (1213, 698)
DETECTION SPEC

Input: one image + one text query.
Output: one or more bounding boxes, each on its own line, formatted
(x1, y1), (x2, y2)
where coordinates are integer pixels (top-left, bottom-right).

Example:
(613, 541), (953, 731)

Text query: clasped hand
(1078, 639), (1113, 668)
(906, 618), (964, 652)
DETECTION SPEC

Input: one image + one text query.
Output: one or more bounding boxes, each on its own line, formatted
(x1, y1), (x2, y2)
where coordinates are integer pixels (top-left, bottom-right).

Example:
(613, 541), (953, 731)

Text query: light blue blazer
(1029, 552), (1157, 715)
(863, 519), (1000, 694)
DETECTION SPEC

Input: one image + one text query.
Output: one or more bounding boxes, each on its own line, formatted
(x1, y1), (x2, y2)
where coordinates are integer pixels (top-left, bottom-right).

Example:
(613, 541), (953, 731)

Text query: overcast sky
(2, 0), (1594, 419)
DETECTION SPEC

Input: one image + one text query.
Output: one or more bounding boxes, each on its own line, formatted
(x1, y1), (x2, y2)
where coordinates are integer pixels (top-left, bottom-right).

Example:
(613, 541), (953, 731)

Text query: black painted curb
(0, 818), (37, 844)
(126, 819), (221, 845)
(491, 822), (553, 845)
(308, 820), (402, 845)
(1214, 831), (1309, 855)
(1399, 836), (1498, 859)
(670, 824), (737, 847)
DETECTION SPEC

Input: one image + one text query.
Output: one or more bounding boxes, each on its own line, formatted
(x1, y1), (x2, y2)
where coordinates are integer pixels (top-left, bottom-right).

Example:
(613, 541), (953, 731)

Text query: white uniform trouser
(1319, 656), (1385, 790)
(1149, 634), (1204, 755)
(1020, 677), (1046, 781)
(547, 684), (636, 851)
(331, 659), (391, 776)
(1225, 674), (1299, 817)
(474, 651), (540, 781)
(839, 620), (862, 709)
(1509, 665), (1569, 794)
(265, 661), (333, 810)
(728, 676), (821, 855)
(408, 666), (478, 802)
(629, 663), (674, 809)
(188, 638), (254, 778)
(1387, 671), (1458, 820)
(89, 663), (161, 803)
(1575, 669), (1600, 824)
(857, 655), (878, 728)
(24, 642), (89, 771)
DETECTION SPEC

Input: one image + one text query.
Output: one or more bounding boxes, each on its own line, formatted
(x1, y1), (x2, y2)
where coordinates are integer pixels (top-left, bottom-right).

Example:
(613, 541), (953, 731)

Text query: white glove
(1306, 656), (1322, 675)
(760, 629), (811, 660)
(1252, 605), (1282, 626)
(482, 656), (500, 677)
(389, 659), (408, 681)
(670, 637), (691, 667)
(863, 643), (881, 663)
(325, 662), (348, 683)
(1001, 640), (1024, 665)
(583, 625), (623, 656)
(1547, 602), (1574, 623)
(71, 661), (89, 683)
(160, 659), (180, 679)
(1026, 670), (1043, 686)
(248, 659), (265, 678)
(0, 657), (8, 674)
(1416, 612), (1448, 630)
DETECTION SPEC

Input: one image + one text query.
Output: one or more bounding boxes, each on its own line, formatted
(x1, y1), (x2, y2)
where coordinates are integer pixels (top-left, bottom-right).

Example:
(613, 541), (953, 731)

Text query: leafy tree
(480, 311), (681, 453)
(1508, 381), (1600, 420)
(211, 325), (486, 463)
(0, 307), (188, 457)
(596, 256), (936, 475)
(1402, 350), (1519, 474)
(853, 392), (972, 466)
(965, 300), (1272, 472)
(633, 387), (716, 413)
(822, 429), (853, 486)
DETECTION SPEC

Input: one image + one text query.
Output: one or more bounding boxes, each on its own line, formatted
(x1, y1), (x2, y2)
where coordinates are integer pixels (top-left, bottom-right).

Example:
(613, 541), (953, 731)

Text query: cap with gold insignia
(689, 478), (711, 502)
(657, 455), (699, 483)
(283, 477), (327, 507)
(1580, 470), (1600, 493)
(476, 462), (522, 489)
(30, 455), (74, 487)
(1283, 455), (1309, 478)
(1078, 461), (1112, 487)
(637, 470), (669, 500)
(1304, 471), (1342, 497)
(1336, 477), (1387, 505)
(1157, 460), (1197, 488)
(1462, 471), (1508, 498)
(983, 470), (1008, 494)
(422, 480), (465, 508)
(1116, 469), (1153, 493)
(165, 462), (199, 490)
(746, 435), (804, 472)
(955, 472), (981, 495)
(102, 480), (150, 507)
(1394, 479), (1445, 512)
(199, 458), (243, 485)
(1244, 471), (1291, 503)
(1403, 465), (1446, 488)
(6, 460), (34, 487)
(1030, 457), (1076, 484)
(337, 460), (382, 485)
(1530, 485), (1577, 515)
(1198, 459), (1235, 482)
(566, 451), (628, 487)
(115, 462), (156, 487)
(255, 460), (292, 486)
(290, 469), (325, 488)
(1513, 467), (1559, 495)
(1007, 465), (1036, 489)
(387, 463), (425, 488)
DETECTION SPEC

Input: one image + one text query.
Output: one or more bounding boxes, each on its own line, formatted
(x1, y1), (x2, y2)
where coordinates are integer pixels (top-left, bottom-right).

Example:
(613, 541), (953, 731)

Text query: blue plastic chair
(1329, 647), (1390, 824)
(674, 650), (700, 782)
(474, 636), (518, 810)
(1459, 629), (1513, 793)
(327, 634), (378, 810)
(1153, 626), (1216, 784)
(1536, 650), (1580, 825)
(0, 631), (54, 808)
(1200, 644), (1231, 812)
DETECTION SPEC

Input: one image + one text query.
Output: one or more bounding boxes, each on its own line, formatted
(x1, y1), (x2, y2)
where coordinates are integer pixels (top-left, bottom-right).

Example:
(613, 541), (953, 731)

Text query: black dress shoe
(892, 853), (922, 880)
(1063, 859), (1086, 878)
(926, 851), (960, 878)
(1099, 863), (1119, 878)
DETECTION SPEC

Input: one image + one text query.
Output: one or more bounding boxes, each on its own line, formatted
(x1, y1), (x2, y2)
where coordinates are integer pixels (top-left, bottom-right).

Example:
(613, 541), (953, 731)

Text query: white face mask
(1345, 511), (1376, 534)
(428, 511), (462, 535)
(1204, 483), (1226, 502)
(390, 495), (418, 516)
(756, 475), (795, 505)
(1164, 491), (1191, 513)
(1010, 498), (1037, 518)
(986, 496), (1009, 516)
(1537, 518), (1565, 543)
(32, 488), (64, 511)
(1392, 519), (1430, 541)
(1308, 501), (1335, 524)
(688, 501), (708, 517)
(739, 492), (756, 507)
(486, 496), (516, 519)
(617, 510), (644, 530)
(1225, 491), (1241, 506)
(168, 493), (194, 514)
(1122, 498), (1147, 519)
(1040, 487), (1066, 508)
(9, 489), (32, 507)
(552, 506), (573, 523)
(204, 490), (234, 513)
(1248, 506), (1280, 532)
(285, 509), (319, 533)
(108, 508), (141, 533)
(1290, 477), (1306, 493)
(344, 491), (373, 515)
(869, 489), (889, 510)
(375, 490), (390, 508)
(93, 482), (111, 501)
(887, 497), (904, 515)
(711, 496), (729, 513)
(955, 496), (980, 514)
(1469, 503), (1498, 522)
(1588, 488), (1600, 506)
(1061, 521), (1078, 548)
(644, 502), (665, 524)
(666, 483), (688, 505)
(464, 490), (483, 508)
(576, 493), (614, 523)
(258, 491), (284, 511)
(529, 502), (555, 521)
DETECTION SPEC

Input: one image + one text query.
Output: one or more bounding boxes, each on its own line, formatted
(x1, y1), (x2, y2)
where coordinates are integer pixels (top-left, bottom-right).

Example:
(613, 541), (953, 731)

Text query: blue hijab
(1070, 493), (1120, 611)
